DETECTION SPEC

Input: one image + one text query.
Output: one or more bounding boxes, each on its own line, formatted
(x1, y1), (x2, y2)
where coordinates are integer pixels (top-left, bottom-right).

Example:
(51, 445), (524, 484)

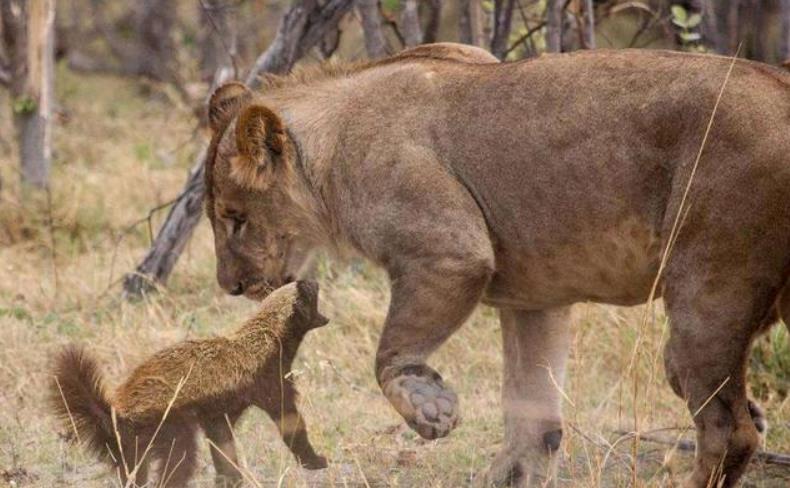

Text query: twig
(615, 430), (790, 467)
(199, 0), (240, 78)
(121, 363), (194, 487)
(45, 186), (59, 299)
(53, 376), (81, 444)
(504, 21), (546, 57)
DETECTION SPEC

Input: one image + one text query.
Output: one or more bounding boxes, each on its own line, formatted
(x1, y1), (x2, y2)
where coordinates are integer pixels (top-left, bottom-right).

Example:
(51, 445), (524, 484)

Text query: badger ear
(207, 82), (252, 133)
(231, 104), (287, 189)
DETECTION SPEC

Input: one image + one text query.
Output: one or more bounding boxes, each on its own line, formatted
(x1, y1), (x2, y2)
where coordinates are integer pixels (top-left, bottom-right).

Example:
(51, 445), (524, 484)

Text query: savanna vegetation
(0, 1), (788, 486)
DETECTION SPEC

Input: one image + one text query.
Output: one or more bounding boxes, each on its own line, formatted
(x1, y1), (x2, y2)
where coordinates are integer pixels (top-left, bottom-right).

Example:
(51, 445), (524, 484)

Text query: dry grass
(0, 68), (788, 487)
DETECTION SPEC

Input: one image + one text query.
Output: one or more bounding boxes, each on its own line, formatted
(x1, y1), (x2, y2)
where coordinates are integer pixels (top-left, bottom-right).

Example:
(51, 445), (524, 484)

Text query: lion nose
(229, 282), (245, 296)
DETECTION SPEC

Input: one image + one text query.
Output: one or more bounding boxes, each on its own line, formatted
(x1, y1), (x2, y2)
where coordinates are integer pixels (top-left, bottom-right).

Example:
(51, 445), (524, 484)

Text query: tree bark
(423, 0), (442, 44)
(246, 0), (354, 85)
(700, 0), (721, 53)
(1, 0), (55, 190)
(546, 0), (564, 53)
(782, 0), (790, 63)
(747, 0), (767, 62)
(124, 0), (354, 297)
(133, 0), (177, 82)
(356, 0), (388, 58)
(583, 0), (595, 49)
(459, 0), (485, 47)
(400, 0), (422, 47)
(200, 0), (238, 82)
(490, 0), (515, 59)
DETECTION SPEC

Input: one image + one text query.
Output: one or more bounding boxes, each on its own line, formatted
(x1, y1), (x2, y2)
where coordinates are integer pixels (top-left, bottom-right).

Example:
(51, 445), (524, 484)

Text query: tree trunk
(124, 0), (355, 297)
(782, 0), (790, 64)
(749, 0), (767, 62)
(490, 0), (515, 59)
(247, 0), (353, 84)
(546, 0), (563, 53)
(726, 0), (740, 54)
(423, 0), (442, 44)
(700, 0), (721, 53)
(583, 0), (595, 49)
(132, 0), (177, 82)
(401, 0), (422, 47)
(1, 0), (55, 190)
(459, 0), (485, 47)
(356, 0), (388, 58)
(200, 0), (238, 82)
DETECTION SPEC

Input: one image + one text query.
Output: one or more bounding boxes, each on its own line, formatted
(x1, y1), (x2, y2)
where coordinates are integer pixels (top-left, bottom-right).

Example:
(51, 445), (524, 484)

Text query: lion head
(203, 82), (324, 300)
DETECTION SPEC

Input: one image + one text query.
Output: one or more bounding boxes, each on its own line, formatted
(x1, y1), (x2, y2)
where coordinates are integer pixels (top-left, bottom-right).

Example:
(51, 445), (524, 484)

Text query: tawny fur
(50, 281), (328, 487)
(201, 42), (790, 488)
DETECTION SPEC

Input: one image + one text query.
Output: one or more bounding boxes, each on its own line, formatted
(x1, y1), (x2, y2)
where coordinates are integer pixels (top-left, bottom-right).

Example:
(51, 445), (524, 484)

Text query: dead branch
(615, 430), (790, 467)
(504, 21), (546, 58)
(246, 0), (353, 85)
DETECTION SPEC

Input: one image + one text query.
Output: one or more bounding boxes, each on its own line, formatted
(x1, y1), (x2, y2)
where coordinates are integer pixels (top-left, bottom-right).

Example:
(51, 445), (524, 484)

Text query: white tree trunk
(583, 0), (595, 49)
(15, 0), (54, 189)
(401, 0), (422, 47)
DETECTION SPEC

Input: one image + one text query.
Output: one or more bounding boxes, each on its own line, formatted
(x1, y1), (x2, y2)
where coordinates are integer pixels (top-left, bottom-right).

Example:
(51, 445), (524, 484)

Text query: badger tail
(49, 345), (120, 463)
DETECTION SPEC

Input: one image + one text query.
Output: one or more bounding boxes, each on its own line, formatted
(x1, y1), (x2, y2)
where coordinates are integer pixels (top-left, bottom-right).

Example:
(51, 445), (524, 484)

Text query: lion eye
(225, 214), (246, 235)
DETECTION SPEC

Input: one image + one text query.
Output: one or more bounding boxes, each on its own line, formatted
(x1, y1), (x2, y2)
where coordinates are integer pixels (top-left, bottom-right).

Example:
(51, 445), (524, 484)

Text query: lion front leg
(478, 307), (572, 488)
(375, 257), (493, 440)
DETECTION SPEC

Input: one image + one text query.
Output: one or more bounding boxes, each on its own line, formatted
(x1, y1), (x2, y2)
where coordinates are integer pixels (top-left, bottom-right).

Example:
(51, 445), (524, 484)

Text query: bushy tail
(49, 345), (119, 463)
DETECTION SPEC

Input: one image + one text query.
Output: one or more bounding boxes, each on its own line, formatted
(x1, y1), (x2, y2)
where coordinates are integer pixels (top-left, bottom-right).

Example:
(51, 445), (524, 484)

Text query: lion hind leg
(663, 279), (776, 488)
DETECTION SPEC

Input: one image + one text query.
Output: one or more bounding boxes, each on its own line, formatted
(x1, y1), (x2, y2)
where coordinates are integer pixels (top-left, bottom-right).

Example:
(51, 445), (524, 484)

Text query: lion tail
(49, 345), (120, 463)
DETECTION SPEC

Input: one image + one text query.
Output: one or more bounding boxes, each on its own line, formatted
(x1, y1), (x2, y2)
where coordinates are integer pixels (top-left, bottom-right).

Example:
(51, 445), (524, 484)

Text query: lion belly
(483, 217), (663, 309)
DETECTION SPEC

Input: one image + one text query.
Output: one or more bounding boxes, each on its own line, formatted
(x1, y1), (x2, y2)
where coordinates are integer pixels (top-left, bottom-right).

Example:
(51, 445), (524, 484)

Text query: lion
(203, 43), (790, 488)
(50, 281), (328, 487)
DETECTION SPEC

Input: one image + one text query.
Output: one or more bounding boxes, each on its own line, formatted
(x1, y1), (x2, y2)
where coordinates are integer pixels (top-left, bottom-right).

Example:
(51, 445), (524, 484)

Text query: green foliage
(670, 4), (705, 52)
(12, 96), (37, 115)
(134, 143), (153, 163)
(750, 325), (790, 399)
(381, 0), (399, 13)
(0, 306), (32, 322)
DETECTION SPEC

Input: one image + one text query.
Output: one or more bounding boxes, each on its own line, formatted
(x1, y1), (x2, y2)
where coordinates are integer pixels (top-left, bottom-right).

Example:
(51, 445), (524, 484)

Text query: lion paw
(382, 366), (459, 440)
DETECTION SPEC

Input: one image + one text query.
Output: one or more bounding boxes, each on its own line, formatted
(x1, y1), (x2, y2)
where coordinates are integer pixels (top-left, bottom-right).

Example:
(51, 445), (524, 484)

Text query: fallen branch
(615, 430), (790, 467)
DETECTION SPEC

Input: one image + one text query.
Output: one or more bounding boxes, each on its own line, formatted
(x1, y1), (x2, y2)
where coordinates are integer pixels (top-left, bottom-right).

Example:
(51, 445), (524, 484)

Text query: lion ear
(208, 82), (252, 133)
(231, 105), (287, 189)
